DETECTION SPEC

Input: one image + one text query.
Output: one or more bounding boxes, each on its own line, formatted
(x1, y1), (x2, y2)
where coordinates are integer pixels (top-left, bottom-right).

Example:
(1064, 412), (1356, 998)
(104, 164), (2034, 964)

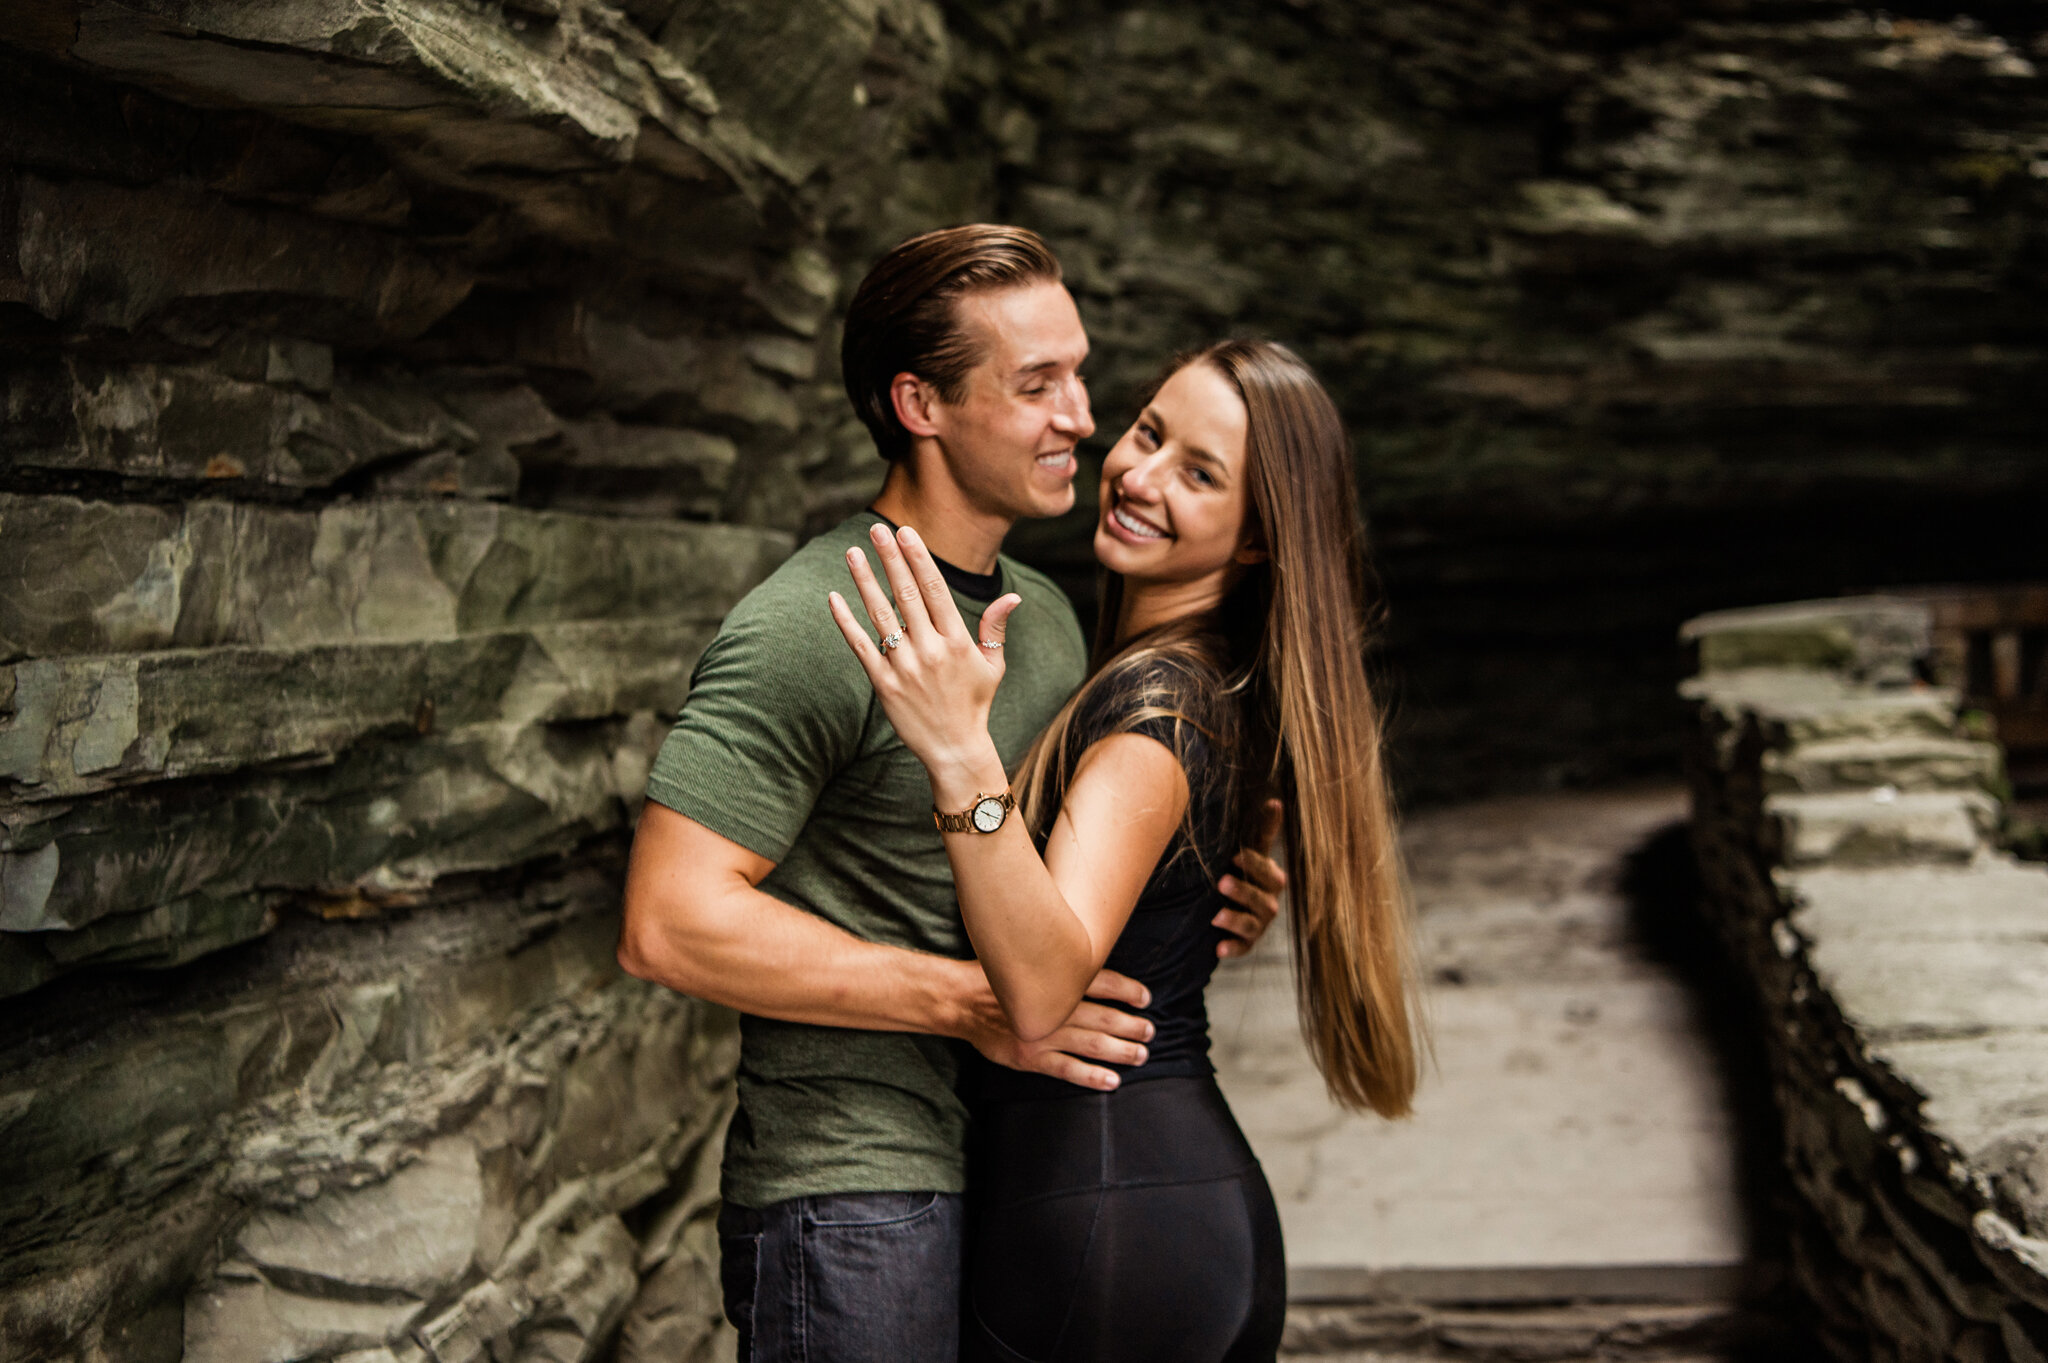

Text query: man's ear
(891, 372), (943, 439)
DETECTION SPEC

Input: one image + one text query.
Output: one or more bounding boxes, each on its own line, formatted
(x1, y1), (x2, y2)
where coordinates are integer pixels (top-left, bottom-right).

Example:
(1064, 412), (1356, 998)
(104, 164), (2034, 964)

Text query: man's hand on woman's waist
(942, 959), (1155, 1092)
(1215, 797), (1287, 961)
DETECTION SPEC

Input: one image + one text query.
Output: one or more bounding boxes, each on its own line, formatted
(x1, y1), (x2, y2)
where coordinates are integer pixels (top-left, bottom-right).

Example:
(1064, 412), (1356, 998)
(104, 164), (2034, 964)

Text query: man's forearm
(618, 805), (1157, 1090)
(620, 871), (976, 1037)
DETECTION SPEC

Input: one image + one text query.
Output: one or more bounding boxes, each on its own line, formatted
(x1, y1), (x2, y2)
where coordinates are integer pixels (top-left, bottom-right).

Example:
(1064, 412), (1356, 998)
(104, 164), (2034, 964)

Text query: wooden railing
(1894, 584), (2048, 784)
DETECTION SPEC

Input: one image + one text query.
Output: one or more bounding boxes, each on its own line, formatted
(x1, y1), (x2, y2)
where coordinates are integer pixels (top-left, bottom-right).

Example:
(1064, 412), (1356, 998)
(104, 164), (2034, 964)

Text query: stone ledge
(0, 618), (717, 799)
(0, 494), (792, 663)
(1682, 595), (1930, 684)
(0, 711), (670, 994)
(1281, 1293), (1779, 1360)
(1683, 598), (2048, 1362)
(1767, 788), (2001, 866)
(3, 348), (786, 500)
(1763, 735), (2005, 796)
(61, 0), (767, 207)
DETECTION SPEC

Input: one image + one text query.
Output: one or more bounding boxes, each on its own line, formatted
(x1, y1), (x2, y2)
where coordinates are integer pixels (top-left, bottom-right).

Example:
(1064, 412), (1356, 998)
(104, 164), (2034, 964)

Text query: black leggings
(963, 1075), (1286, 1363)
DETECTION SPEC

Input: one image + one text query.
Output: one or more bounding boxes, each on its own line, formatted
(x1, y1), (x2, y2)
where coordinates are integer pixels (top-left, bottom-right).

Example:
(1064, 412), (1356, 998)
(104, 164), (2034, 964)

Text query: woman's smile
(1106, 492), (1171, 543)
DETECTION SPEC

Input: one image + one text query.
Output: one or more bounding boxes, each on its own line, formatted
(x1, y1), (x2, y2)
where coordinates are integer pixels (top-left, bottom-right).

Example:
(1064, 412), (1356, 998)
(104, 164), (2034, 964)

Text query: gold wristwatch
(934, 790), (1014, 834)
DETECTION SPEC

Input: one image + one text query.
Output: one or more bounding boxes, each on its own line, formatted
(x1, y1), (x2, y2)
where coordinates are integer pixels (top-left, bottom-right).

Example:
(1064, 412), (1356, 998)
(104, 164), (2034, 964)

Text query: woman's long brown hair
(1013, 339), (1421, 1118)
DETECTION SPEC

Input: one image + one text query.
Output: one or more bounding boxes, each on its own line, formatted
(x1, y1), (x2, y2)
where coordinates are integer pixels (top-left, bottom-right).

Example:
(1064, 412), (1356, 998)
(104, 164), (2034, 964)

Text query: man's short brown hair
(841, 225), (1064, 462)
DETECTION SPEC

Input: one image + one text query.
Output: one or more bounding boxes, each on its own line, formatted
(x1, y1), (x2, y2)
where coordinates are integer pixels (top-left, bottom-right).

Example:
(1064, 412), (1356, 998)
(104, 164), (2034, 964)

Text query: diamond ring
(879, 631), (904, 654)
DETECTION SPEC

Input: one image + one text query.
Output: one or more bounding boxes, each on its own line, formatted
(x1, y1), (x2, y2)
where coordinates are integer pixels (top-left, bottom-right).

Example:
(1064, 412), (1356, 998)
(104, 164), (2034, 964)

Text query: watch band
(933, 790), (1014, 834)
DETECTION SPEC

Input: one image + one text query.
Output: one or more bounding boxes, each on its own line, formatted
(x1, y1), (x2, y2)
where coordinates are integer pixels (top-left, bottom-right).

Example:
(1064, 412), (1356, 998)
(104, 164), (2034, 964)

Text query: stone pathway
(1209, 787), (1801, 1359)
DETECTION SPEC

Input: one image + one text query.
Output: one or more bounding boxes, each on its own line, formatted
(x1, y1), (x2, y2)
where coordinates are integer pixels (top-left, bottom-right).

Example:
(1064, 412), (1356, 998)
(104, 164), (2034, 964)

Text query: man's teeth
(1036, 451), (1071, 465)
(1113, 506), (1167, 539)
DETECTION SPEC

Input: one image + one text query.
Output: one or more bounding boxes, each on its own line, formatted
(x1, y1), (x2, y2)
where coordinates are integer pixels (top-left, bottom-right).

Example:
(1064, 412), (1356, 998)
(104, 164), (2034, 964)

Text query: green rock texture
(1, 1), (943, 1359)
(6, 1), (2048, 1359)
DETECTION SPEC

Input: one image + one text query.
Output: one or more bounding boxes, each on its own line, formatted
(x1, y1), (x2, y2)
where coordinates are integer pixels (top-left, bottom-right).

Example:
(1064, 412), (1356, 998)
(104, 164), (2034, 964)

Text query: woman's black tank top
(977, 652), (1241, 1103)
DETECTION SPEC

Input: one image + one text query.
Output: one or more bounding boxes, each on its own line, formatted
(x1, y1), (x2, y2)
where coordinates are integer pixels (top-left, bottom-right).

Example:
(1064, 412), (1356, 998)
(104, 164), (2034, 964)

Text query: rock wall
(1684, 598), (2048, 1363)
(940, 0), (2048, 797)
(0, 3), (954, 1359)
(9, 2), (2048, 1359)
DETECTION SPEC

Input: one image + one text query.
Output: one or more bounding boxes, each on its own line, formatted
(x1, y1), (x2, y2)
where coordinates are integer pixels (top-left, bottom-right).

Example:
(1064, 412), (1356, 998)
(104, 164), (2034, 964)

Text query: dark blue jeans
(718, 1191), (966, 1363)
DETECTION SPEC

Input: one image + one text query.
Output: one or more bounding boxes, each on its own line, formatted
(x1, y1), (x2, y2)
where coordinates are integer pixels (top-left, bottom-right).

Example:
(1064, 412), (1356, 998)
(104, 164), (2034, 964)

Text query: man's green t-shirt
(644, 509), (1088, 1208)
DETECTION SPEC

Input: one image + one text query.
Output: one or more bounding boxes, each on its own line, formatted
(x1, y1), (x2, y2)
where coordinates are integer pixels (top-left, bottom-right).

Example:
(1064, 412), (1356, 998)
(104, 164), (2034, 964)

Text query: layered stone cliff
(5, 2), (2047, 1360)
(1, 4), (953, 1359)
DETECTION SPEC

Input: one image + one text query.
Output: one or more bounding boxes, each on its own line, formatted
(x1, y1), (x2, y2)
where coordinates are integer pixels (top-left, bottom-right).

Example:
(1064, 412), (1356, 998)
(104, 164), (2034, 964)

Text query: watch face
(971, 797), (1006, 833)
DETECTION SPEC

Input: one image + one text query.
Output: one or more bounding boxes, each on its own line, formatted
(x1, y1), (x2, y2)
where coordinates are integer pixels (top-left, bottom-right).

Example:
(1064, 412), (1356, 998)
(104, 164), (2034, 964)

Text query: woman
(826, 340), (1420, 1362)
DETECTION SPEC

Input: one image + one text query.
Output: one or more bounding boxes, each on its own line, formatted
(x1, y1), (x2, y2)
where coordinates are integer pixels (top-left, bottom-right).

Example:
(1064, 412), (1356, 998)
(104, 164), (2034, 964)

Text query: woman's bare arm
(618, 800), (1157, 1084)
(826, 521), (1208, 1040)
(915, 730), (1189, 1040)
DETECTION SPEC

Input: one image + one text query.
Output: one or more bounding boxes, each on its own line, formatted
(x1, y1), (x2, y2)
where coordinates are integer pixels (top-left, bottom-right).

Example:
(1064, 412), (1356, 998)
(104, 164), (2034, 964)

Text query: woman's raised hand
(828, 522), (1021, 776)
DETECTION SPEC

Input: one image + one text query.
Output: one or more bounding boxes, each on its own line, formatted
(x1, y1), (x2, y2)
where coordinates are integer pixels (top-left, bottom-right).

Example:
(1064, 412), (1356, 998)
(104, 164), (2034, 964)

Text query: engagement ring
(879, 631), (903, 654)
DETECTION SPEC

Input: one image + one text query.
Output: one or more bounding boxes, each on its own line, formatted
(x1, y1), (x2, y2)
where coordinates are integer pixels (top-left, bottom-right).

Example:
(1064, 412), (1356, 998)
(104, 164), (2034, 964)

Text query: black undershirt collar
(867, 510), (1005, 604)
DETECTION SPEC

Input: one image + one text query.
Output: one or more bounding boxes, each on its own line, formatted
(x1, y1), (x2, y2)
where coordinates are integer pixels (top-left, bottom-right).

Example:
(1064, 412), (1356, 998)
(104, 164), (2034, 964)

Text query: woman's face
(1093, 361), (1257, 588)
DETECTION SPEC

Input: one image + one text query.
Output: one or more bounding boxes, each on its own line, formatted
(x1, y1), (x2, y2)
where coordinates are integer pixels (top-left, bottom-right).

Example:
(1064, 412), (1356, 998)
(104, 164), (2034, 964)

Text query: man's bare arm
(620, 802), (961, 1030)
(618, 803), (1154, 1087)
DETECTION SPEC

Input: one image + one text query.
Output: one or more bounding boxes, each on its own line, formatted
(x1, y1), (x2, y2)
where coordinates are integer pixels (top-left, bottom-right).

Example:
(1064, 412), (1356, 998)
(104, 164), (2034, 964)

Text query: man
(617, 226), (1281, 1361)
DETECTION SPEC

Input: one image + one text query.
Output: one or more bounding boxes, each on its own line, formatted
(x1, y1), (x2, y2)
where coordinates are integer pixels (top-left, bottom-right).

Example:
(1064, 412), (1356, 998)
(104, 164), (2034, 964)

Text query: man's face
(927, 281), (1094, 521)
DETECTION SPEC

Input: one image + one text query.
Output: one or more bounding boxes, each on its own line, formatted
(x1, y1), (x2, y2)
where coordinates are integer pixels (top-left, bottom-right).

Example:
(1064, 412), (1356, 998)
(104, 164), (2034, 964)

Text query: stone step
(1281, 1293), (1806, 1361)
(1684, 670), (1961, 747)
(1762, 735), (2005, 795)
(1765, 789), (1997, 866)
(1681, 596), (1930, 685)
(1785, 856), (2048, 941)
(1283, 1351), (1754, 1362)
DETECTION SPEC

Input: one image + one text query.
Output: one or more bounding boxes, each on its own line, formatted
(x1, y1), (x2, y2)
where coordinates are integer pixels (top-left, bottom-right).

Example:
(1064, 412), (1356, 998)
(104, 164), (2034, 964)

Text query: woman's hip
(963, 1161), (1284, 1363)
(969, 1073), (1258, 1209)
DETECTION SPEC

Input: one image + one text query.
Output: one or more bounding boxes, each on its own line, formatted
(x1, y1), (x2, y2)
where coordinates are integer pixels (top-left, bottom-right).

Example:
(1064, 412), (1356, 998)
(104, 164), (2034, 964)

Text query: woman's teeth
(1112, 506), (1167, 540)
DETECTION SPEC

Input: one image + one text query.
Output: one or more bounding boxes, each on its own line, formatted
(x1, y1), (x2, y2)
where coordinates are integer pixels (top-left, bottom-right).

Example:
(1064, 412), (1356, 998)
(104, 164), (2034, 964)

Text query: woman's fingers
(867, 522), (944, 644)
(977, 592), (1021, 680)
(843, 547), (900, 645)
(891, 526), (972, 641)
(826, 591), (887, 684)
